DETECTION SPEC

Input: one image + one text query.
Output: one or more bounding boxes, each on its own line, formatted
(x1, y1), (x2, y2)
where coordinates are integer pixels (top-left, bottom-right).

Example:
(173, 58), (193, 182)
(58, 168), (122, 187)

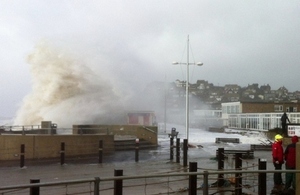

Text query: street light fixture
(172, 35), (203, 143)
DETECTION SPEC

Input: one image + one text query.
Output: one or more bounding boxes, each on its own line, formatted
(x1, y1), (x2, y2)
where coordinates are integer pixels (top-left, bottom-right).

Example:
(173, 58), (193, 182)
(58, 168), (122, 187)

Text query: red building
(127, 111), (156, 126)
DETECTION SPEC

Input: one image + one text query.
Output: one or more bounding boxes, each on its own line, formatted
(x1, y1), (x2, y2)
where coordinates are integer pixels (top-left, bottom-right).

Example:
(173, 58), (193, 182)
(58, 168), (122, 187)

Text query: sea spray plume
(13, 41), (125, 128)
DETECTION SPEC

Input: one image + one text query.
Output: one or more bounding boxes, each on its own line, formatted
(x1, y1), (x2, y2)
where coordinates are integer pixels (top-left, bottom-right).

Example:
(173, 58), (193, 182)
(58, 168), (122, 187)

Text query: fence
(0, 142), (295, 194)
(0, 132), (297, 194)
(0, 163), (298, 195)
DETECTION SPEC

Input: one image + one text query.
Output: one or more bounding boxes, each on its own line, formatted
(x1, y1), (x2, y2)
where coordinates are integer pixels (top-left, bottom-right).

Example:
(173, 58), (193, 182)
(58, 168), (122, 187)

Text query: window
(293, 107), (297, 112)
(274, 105), (283, 111)
(232, 106), (236, 113)
(236, 105), (239, 113)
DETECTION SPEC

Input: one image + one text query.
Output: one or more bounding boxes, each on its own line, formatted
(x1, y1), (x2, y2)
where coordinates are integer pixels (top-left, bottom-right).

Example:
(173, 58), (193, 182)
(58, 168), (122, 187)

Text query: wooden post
(30, 179), (40, 195)
(170, 138), (174, 160)
(235, 153), (242, 195)
(98, 140), (103, 163)
(189, 162), (197, 195)
(20, 144), (25, 168)
(258, 159), (267, 194)
(183, 139), (188, 167)
(176, 138), (180, 163)
(217, 148), (224, 187)
(94, 177), (100, 195)
(60, 142), (65, 165)
(114, 169), (123, 195)
(135, 138), (139, 162)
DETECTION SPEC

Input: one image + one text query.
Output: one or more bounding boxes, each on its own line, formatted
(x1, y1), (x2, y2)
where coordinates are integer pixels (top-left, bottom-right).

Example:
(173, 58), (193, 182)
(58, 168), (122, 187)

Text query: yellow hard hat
(275, 134), (283, 140)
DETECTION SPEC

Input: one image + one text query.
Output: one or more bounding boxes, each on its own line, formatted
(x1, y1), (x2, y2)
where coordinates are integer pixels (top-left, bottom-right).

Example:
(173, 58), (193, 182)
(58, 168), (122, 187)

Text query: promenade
(0, 141), (278, 195)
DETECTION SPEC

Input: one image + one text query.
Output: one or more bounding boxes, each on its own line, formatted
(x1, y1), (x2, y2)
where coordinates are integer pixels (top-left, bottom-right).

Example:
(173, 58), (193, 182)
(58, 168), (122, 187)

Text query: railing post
(98, 140), (103, 163)
(183, 139), (188, 167)
(176, 138), (180, 163)
(60, 142), (65, 165)
(189, 162), (197, 195)
(20, 144), (25, 168)
(203, 171), (209, 195)
(235, 153), (242, 195)
(170, 138), (174, 160)
(217, 148), (224, 187)
(114, 169), (123, 195)
(94, 177), (100, 195)
(135, 138), (139, 162)
(258, 159), (267, 195)
(30, 179), (40, 195)
(22, 126), (25, 135)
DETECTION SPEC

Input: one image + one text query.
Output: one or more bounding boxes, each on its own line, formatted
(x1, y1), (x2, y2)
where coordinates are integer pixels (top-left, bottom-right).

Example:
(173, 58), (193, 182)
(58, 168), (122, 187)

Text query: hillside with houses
(147, 80), (300, 110)
(143, 80), (300, 127)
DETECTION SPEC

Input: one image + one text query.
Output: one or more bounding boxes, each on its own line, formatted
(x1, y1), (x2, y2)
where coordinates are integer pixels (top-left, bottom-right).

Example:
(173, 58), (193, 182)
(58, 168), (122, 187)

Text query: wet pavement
(0, 138), (279, 195)
(0, 125), (286, 194)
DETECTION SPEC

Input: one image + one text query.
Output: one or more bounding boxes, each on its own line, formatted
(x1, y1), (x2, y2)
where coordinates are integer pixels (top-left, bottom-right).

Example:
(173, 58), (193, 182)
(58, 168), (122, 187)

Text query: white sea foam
(163, 123), (270, 145)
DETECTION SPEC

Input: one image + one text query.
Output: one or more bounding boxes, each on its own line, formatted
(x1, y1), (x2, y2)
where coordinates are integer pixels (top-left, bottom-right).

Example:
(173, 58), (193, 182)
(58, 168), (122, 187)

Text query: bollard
(170, 138), (174, 160)
(183, 139), (188, 167)
(258, 159), (267, 194)
(217, 148), (224, 187)
(189, 162), (197, 195)
(235, 153), (242, 195)
(176, 138), (180, 163)
(60, 142), (65, 165)
(135, 138), (139, 162)
(20, 144), (25, 168)
(98, 140), (103, 163)
(30, 179), (40, 195)
(114, 169), (123, 195)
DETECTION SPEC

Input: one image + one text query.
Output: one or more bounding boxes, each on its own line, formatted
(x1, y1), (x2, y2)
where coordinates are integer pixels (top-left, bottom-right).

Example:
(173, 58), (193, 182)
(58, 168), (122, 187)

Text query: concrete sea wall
(0, 134), (114, 160)
(73, 125), (158, 145)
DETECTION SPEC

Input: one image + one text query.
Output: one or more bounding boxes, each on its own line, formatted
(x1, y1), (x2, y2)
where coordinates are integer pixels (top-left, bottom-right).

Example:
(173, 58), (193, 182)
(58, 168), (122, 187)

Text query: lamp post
(173, 35), (203, 142)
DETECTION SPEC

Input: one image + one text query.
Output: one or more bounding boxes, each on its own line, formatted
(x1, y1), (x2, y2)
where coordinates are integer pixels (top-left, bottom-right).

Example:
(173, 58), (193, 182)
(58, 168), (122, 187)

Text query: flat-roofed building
(221, 101), (300, 131)
(127, 111), (156, 126)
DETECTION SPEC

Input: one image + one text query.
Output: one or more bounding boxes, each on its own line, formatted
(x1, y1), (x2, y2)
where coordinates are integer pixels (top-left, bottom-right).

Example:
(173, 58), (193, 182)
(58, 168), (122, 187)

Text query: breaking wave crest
(13, 41), (126, 128)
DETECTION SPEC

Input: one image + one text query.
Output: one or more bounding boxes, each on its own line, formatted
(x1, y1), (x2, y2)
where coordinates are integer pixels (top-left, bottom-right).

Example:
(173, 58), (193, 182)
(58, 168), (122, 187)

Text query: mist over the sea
(13, 41), (130, 128)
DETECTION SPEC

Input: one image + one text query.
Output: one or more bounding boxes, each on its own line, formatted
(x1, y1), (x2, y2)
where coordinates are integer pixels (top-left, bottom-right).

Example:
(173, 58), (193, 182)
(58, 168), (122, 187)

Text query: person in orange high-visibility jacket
(272, 134), (284, 189)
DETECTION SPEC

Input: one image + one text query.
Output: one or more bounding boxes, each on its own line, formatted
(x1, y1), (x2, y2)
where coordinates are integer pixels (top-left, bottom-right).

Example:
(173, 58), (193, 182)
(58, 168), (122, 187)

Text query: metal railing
(0, 169), (298, 195)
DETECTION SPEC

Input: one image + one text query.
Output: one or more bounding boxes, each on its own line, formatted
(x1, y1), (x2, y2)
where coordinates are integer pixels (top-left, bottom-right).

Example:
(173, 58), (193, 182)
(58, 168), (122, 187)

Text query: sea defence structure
(0, 122), (158, 161)
(0, 134), (114, 160)
(72, 124), (157, 145)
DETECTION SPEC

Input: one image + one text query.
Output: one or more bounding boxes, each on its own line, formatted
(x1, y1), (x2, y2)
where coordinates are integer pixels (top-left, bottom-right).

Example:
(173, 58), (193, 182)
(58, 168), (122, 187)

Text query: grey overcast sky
(1, 1), (300, 118)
